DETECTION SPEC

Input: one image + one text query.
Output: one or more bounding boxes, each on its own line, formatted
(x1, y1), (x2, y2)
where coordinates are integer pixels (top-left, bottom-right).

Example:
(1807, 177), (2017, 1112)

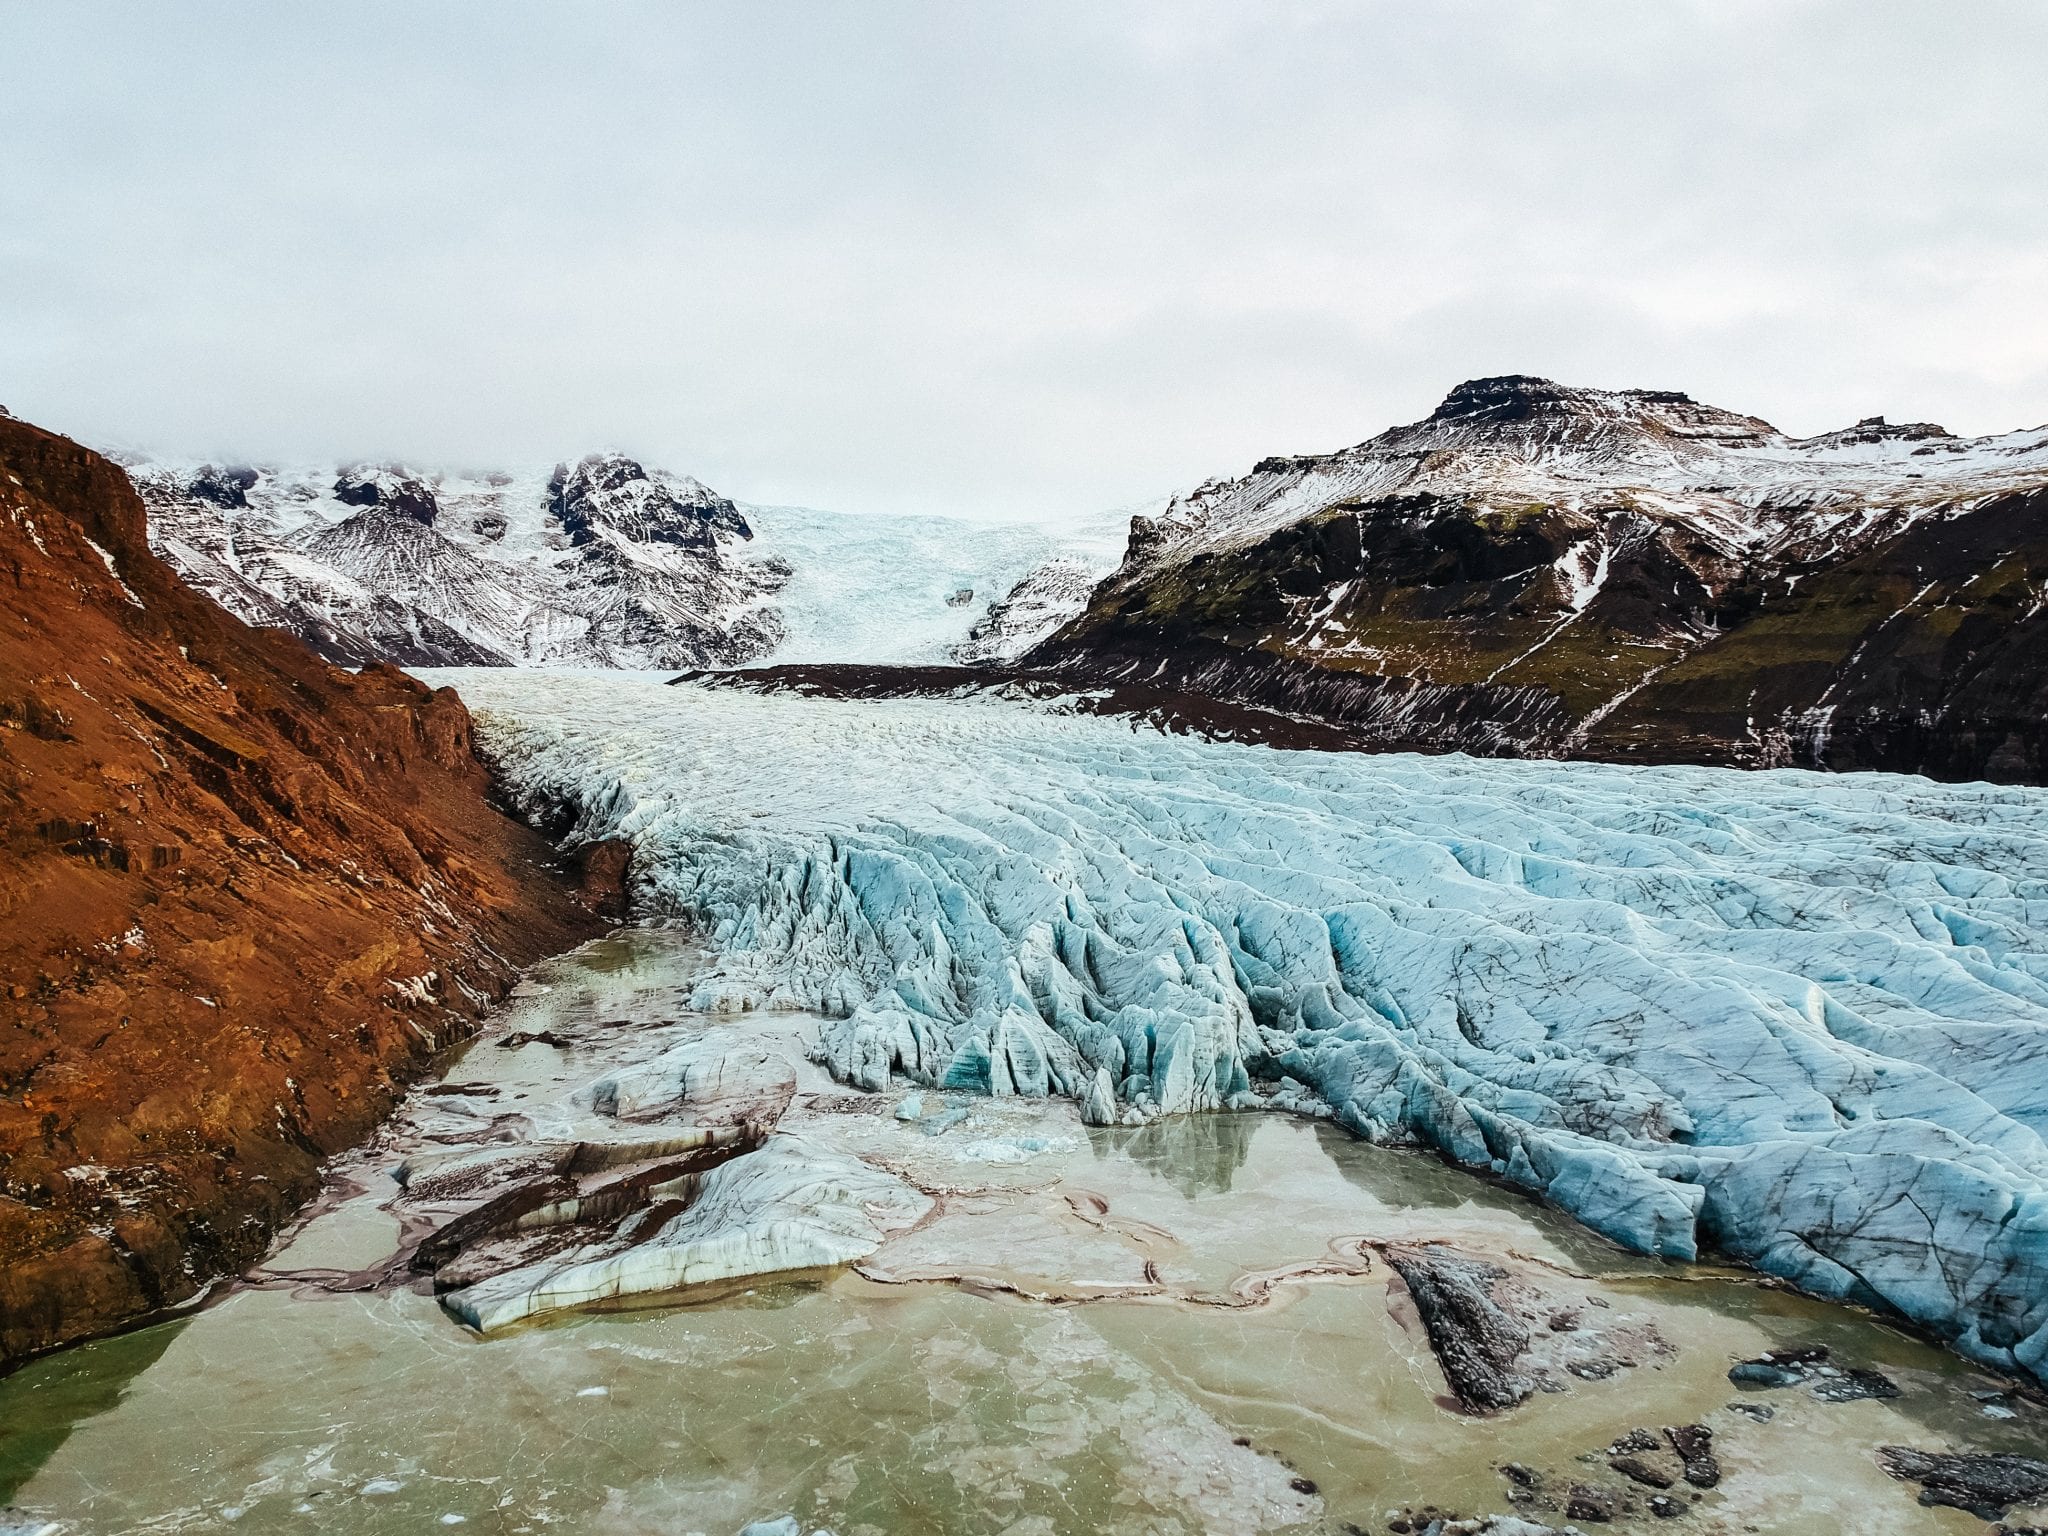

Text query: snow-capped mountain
(136, 452), (786, 669)
(1033, 375), (2048, 783)
(1120, 375), (2048, 572)
(135, 455), (1123, 671)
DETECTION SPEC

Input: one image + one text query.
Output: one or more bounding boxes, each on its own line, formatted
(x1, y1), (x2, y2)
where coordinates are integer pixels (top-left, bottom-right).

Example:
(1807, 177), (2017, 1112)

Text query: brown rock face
(0, 416), (602, 1368)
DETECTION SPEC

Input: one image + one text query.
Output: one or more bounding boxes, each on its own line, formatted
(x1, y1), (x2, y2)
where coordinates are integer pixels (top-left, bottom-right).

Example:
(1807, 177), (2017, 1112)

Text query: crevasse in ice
(426, 670), (2048, 1384)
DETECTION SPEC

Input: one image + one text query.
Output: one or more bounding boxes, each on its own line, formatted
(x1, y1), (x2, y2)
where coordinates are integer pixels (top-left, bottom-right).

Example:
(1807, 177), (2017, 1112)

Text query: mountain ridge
(134, 455), (1123, 672)
(1029, 374), (2048, 784)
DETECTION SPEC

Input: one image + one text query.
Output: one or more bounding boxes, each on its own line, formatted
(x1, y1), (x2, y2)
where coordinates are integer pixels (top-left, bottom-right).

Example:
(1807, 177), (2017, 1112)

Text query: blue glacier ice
(422, 670), (2048, 1384)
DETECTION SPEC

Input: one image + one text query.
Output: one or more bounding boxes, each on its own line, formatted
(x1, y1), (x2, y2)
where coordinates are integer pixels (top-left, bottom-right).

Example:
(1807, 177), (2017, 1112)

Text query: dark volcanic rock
(186, 463), (258, 510)
(1383, 1246), (1533, 1413)
(1609, 1455), (1675, 1490)
(1876, 1447), (2048, 1520)
(1729, 1360), (1807, 1388)
(1810, 1368), (1903, 1403)
(1727, 1345), (1898, 1403)
(1564, 1483), (1621, 1522)
(334, 466), (440, 525)
(0, 415), (602, 1368)
(1664, 1424), (1719, 1488)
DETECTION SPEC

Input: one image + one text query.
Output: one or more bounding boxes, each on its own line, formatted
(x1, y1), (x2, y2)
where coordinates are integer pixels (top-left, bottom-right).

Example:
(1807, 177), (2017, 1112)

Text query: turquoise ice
(427, 669), (2048, 1385)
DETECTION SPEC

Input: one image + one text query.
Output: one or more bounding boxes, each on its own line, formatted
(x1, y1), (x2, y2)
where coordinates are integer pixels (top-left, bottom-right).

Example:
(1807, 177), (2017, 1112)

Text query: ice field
(425, 669), (2048, 1384)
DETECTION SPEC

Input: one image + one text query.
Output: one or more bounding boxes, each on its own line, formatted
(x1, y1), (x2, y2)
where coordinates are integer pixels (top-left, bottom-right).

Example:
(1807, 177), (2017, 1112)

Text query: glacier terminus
(430, 669), (2048, 1389)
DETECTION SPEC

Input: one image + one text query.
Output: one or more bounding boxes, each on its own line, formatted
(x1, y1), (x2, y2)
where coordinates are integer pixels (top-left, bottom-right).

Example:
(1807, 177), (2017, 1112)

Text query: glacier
(742, 502), (1126, 666)
(426, 669), (2048, 1384)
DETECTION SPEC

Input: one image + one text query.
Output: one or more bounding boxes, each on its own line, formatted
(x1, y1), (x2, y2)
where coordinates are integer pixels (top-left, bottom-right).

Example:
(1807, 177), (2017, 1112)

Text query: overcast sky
(3, 2), (2044, 521)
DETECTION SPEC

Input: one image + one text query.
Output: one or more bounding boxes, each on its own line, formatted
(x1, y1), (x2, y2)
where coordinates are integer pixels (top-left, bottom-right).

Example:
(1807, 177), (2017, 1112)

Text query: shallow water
(3, 930), (2041, 1536)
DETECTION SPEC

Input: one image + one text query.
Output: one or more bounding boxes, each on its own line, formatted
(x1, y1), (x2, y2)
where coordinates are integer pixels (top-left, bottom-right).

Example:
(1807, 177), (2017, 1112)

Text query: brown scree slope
(0, 414), (604, 1367)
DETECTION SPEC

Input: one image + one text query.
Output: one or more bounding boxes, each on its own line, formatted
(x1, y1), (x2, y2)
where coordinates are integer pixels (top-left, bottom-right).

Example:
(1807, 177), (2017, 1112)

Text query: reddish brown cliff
(0, 415), (602, 1367)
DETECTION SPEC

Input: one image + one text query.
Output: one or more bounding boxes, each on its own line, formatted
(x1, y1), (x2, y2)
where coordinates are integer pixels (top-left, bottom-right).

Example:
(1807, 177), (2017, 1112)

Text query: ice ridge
(428, 670), (2048, 1384)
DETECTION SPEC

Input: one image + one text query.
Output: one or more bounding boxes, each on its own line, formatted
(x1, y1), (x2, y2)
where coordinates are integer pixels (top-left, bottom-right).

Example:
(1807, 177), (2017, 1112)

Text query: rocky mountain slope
(136, 456), (1126, 673)
(954, 555), (1111, 665)
(1031, 376), (2048, 783)
(135, 454), (788, 669)
(0, 415), (603, 1367)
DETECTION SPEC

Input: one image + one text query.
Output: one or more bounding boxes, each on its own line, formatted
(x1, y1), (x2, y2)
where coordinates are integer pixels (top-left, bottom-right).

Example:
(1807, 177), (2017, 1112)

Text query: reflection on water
(1096, 1107), (1259, 1197)
(0, 1317), (187, 1503)
(1, 928), (2041, 1536)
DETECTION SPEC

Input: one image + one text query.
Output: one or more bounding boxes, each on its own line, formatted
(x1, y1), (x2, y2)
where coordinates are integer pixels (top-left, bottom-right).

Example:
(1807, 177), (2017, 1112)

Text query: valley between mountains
(135, 373), (2048, 785)
(5, 379), (2048, 1536)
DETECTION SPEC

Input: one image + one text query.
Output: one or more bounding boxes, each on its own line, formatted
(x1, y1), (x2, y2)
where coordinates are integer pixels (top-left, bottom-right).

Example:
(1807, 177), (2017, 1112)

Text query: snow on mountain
(136, 453), (784, 669)
(1124, 376), (2048, 575)
(427, 667), (2048, 1386)
(135, 457), (1127, 670)
(953, 555), (1113, 665)
(1036, 376), (2048, 783)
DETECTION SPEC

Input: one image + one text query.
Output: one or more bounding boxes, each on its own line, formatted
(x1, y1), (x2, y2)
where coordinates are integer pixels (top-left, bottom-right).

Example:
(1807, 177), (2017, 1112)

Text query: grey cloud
(2, 0), (2043, 520)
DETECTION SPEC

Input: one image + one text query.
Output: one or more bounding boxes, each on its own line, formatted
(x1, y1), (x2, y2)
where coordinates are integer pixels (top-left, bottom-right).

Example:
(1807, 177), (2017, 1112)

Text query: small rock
(1809, 1368), (1900, 1403)
(1664, 1425), (1719, 1488)
(1565, 1484), (1620, 1521)
(1728, 1344), (1835, 1390)
(1648, 1494), (1683, 1519)
(1610, 1455), (1675, 1490)
(1725, 1400), (1775, 1423)
(1728, 1361), (1805, 1388)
